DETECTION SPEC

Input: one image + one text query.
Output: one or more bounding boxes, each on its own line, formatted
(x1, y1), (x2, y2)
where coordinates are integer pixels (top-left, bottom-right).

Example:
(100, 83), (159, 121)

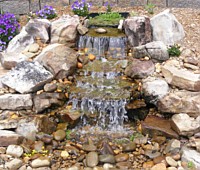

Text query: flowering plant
(104, 2), (113, 13)
(0, 13), (20, 51)
(71, 0), (92, 17)
(36, 5), (57, 19)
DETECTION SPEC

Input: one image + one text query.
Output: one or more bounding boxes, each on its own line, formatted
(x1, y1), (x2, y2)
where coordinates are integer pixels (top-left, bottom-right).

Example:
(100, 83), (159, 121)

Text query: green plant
(145, 3), (155, 14)
(167, 44), (181, 56)
(130, 132), (143, 141)
(104, 1), (113, 13)
(66, 129), (71, 140)
(71, 0), (92, 17)
(187, 161), (196, 169)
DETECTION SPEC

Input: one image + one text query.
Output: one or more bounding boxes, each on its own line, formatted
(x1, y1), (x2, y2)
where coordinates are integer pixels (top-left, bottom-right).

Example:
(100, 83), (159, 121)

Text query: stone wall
(0, 0), (200, 15)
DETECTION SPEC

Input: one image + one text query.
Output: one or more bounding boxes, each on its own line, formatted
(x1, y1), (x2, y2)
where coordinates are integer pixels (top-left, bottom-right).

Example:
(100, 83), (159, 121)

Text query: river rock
(141, 116), (179, 139)
(6, 145), (23, 157)
(99, 141), (115, 155)
(35, 44), (77, 79)
(82, 143), (97, 152)
(142, 77), (169, 105)
(116, 161), (132, 169)
(0, 94), (32, 110)
(99, 154), (116, 164)
(86, 152), (99, 167)
(161, 60), (200, 91)
(150, 9), (185, 45)
(157, 91), (200, 117)
(122, 142), (136, 152)
(165, 139), (181, 154)
(125, 58), (154, 79)
(115, 153), (129, 162)
(124, 16), (152, 47)
(166, 156), (178, 167)
(51, 15), (79, 44)
(133, 41), (169, 62)
(43, 83), (57, 92)
(0, 130), (23, 147)
(53, 129), (66, 141)
(31, 157), (50, 168)
(5, 158), (23, 170)
(144, 150), (161, 159)
(1, 61), (53, 94)
(33, 92), (66, 113)
(95, 28), (107, 34)
(151, 162), (167, 170)
(0, 119), (18, 130)
(171, 113), (200, 136)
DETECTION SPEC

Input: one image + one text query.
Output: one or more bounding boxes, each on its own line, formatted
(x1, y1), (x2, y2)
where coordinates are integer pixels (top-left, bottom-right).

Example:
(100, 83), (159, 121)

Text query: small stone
(61, 151), (69, 159)
(167, 167), (178, 170)
(115, 153), (129, 162)
(6, 145), (24, 158)
(99, 154), (116, 164)
(88, 53), (96, 61)
(153, 156), (166, 164)
(95, 28), (107, 34)
(165, 139), (181, 154)
(166, 156), (178, 167)
(172, 153), (181, 161)
(151, 163), (167, 170)
(122, 142), (136, 152)
(82, 144), (97, 152)
(116, 161), (132, 169)
(44, 83), (57, 92)
(28, 43), (40, 53)
(53, 129), (66, 141)
(33, 141), (44, 152)
(5, 158), (23, 170)
(77, 62), (83, 69)
(103, 163), (114, 169)
(183, 63), (199, 70)
(0, 147), (6, 154)
(144, 150), (161, 159)
(86, 152), (99, 168)
(143, 161), (154, 168)
(31, 157), (50, 168)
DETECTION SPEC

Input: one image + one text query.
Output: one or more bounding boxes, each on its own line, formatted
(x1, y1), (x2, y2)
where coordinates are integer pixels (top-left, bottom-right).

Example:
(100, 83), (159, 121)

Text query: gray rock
(150, 9), (185, 45)
(181, 147), (200, 169)
(5, 158), (23, 170)
(86, 152), (99, 168)
(171, 113), (200, 136)
(16, 115), (56, 141)
(31, 157), (50, 168)
(6, 145), (24, 157)
(0, 130), (23, 147)
(95, 28), (107, 34)
(1, 61), (53, 94)
(0, 94), (32, 110)
(99, 154), (116, 164)
(33, 92), (66, 113)
(142, 77), (169, 105)
(25, 19), (51, 43)
(35, 44), (77, 79)
(43, 83), (57, 92)
(162, 60), (200, 91)
(51, 15), (79, 44)
(77, 24), (88, 35)
(165, 139), (181, 154)
(124, 16), (152, 47)
(157, 91), (200, 117)
(125, 58), (155, 79)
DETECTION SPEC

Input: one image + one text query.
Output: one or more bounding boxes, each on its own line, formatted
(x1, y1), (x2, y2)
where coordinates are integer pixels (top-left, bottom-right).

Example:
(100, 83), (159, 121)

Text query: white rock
(166, 156), (178, 167)
(31, 157), (50, 168)
(5, 158), (23, 170)
(6, 145), (23, 157)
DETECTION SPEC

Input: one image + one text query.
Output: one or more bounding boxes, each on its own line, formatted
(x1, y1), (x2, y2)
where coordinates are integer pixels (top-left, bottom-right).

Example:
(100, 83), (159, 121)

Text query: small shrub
(145, 3), (155, 14)
(0, 13), (20, 51)
(167, 44), (181, 57)
(36, 5), (57, 19)
(71, 0), (92, 17)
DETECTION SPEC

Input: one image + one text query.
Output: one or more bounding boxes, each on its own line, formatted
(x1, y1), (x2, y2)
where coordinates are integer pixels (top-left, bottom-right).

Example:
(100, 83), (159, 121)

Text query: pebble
(144, 150), (161, 159)
(33, 141), (44, 151)
(6, 145), (24, 158)
(167, 167), (178, 170)
(115, 153), (129, 162)
(44, 83), (57, 92)
(143, 161), (154, 168)
(61, 150), (69, 159)
(77, 62), (83, 69)
(0, 147), (6, 154)
(122, 142), (136, 152)
(5, 158), (23, 170)
(88, 53), (96, 61)
(165, 139), (181, 154)
(82, 143), (97, 152)
(86, 152), (99, 167)
(95, 28), (107, 34)
(99, 154), (116, 164)
(53, 129), (66, 141)
(116, 161), (132, 169)
(66, 166), (79, 170)
(103, 163), (114, 169)
(31, 157), (50, 168)
(166, 156), (178, 167)
(153, 155), (166, 164)
(28, 43), (40, 53)
(151, 162), (167, 170)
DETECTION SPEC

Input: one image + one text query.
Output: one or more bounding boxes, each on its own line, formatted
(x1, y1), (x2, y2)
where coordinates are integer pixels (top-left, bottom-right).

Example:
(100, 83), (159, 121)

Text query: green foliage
(145, 3), (155, 14)
(167, 44), (181, 57)
(187, 161), (196, 169)
(66, 129), (71, 140)
(89, 12), (124, 26)
(130, 132), (143, 141)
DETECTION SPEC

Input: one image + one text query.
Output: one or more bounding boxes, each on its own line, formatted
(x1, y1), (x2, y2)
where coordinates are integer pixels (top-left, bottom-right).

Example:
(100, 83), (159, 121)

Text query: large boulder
(142, 77), (169, 105)
(35, 44), (77, 79)
(124, 16), (152, 47)
(150, 9), (185, 45)
(162, 60), (200, 91)
(133, 41), (169, 62)
(171, 113), (200, 136)
(1, 61), (53, 94)
(157, 91), (200, 117)
(0, 94), (33, 110)
(125, 58), (155, 79)
(51, 15), (79, 44)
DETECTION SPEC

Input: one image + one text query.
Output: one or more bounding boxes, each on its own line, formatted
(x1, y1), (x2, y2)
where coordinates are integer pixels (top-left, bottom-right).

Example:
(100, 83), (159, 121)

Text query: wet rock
(161, 60), (200, 91)
(77, 24), (88, 35)
(124, 16), (152, 47)
(0, 94), (32, 110)
(86, 152), (99, 167)
(166, 156), (178, 167)
(171, 113), (200, 136)
(125, 58), (154, 79)
(151, 162), (167, 170)
(157, 91), (200, 117)
(133, 41), (169, 62)
(25, 19), (51, 43)
(150, 9), (185, 45)
(33, 92), (66, 113)
(35, 44), (77, 79)
(99, 154), (116, 164)
(5, 158), (23, 170)
(31, 157), (50, 168)
(116, 161), (132, 169)
(95, 28), (107, 34)
(122, 142), (136, 152)
(16, 115), (56, 141)
(141, 116), (179, 139)
(28, 43), (40, 53)
(115, 153), (129, 162)
(51, 15), (79, 44)
(165, 139), (181, 154)
(1, 61), (53, 94)
(142, 77), (169, 105)
(43, 83), (57, 92)
(0, 130), (23, 147)
(181, 147), (200, 169)
(6, 145), (23, 157)
(53, 129), (66, 141)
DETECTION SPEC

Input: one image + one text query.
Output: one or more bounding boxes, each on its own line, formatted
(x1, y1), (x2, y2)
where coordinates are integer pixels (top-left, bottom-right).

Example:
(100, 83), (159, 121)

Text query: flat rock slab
(1, 61), (53, 94)
(141, 116), (179, 139)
